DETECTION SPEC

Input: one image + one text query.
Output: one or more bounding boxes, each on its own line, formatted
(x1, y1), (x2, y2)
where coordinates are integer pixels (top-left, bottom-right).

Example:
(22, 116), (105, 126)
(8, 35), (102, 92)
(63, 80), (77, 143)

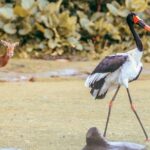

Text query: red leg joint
(109, 100), (113, 108)
(131, 104), (136, 111)
(145, 138), (150, 142)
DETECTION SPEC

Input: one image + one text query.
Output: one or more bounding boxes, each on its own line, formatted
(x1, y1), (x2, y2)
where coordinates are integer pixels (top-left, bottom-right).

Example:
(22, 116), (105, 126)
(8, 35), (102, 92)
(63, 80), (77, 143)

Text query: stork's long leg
(126, 88), (149, 140)
(103, 86), (120, 137)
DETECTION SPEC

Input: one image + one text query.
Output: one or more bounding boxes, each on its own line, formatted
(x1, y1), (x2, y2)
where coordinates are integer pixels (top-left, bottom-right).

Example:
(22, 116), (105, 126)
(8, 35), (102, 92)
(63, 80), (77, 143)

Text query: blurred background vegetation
(0, 0), (150, 62)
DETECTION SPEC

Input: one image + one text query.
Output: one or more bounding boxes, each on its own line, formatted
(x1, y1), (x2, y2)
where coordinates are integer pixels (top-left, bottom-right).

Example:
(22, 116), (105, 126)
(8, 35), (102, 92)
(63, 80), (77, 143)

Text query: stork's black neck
(127, 19), (143, 51)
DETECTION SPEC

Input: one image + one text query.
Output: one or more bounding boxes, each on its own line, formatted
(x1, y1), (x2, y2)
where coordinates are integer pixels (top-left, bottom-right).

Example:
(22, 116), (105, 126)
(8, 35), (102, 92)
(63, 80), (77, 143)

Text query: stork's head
(0, 40), (19, 57)
(127, 13), (150, 32)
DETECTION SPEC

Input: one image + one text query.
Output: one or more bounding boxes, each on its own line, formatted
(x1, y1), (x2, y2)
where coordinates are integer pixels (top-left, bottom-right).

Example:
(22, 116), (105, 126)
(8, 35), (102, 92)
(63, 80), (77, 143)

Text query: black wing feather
(91, 55), (128, 74)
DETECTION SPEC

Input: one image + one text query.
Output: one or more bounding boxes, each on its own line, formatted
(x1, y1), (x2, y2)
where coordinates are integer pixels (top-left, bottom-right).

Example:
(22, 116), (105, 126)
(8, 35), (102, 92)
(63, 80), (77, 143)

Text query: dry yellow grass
(0, 59), (149, 150)
(0, 79), (149, 150)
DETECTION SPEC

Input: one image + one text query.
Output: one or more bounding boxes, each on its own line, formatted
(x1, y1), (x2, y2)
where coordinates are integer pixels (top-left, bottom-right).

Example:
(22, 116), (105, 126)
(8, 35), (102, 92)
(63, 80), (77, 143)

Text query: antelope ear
(0, 40), (9, 47)
(14, 42), (19, 47)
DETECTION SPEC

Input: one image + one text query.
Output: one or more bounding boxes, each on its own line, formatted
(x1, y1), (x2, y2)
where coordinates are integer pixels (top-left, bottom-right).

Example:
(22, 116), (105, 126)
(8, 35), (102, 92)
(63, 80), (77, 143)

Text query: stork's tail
(90, 88), (108, 99)
(90, 77), (108, 99)
(85, 73), (109, 99)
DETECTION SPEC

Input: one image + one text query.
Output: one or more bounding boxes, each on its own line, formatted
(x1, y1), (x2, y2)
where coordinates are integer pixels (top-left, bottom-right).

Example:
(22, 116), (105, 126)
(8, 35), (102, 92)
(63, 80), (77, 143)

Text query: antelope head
(0, 40), (19, 57)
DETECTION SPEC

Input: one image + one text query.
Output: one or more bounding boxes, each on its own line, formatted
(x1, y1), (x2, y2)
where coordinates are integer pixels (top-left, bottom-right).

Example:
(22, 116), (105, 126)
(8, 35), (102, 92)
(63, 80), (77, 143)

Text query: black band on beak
(138, 20), (146, 28)
(137, 20), (150, 32)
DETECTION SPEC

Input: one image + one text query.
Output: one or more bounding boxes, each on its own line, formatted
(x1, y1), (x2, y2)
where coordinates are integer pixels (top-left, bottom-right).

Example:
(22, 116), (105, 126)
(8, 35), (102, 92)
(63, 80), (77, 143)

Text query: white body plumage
(119, 48), (143, 87)
(85, 48), (143, 99)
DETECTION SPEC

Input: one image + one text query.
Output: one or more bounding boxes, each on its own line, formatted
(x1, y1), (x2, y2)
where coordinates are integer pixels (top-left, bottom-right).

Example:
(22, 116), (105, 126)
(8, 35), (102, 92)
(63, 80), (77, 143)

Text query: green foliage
(0, 0), (150, 61)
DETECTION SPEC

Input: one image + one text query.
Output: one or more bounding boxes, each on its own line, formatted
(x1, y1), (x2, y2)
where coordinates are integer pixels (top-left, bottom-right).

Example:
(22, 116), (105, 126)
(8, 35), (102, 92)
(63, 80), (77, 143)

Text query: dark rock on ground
(82, 127), (146, 150)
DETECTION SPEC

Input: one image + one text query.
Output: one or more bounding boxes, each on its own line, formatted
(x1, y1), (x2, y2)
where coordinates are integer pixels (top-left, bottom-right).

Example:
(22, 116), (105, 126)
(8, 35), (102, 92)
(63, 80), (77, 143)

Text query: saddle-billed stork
(85, 13), (150, 140)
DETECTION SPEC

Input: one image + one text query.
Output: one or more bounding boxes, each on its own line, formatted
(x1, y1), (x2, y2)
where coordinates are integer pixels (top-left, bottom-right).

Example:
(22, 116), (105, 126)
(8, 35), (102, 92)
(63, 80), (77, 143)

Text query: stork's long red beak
(133, 15), (150, 32)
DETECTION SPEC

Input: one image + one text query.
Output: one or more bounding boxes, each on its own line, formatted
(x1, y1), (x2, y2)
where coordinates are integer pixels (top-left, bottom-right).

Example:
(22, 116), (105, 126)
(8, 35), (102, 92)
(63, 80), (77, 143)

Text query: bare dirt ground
(0, 59), (149, 150)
